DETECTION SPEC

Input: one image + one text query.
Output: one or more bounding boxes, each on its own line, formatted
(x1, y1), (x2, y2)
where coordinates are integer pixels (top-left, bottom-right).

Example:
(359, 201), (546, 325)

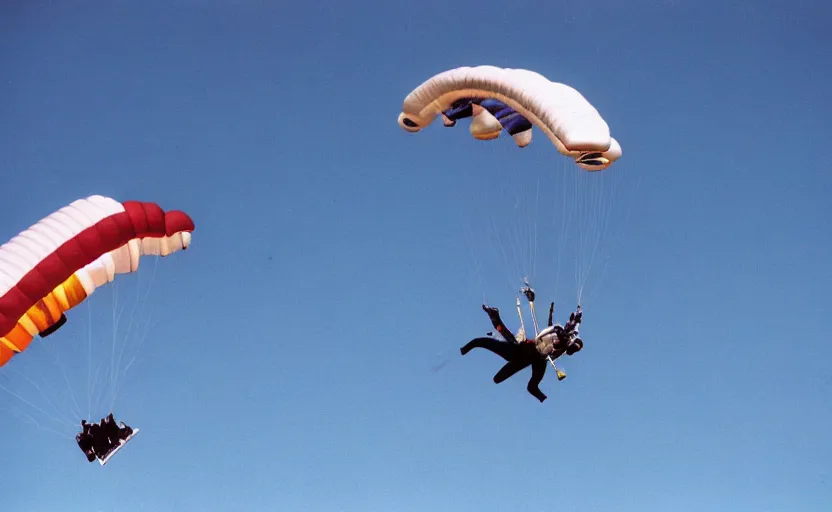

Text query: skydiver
(118, 420), (134, 441)
(461, 304), (586, 403)
(88, 421), (111, 460)
(103, 413), (134, 445)
(79, 414), (134, 462)
(102, 414), (122, 446)
(76, 420), (96, 462)
(558, 305), (584, 356)
(461, 305), (550, 402)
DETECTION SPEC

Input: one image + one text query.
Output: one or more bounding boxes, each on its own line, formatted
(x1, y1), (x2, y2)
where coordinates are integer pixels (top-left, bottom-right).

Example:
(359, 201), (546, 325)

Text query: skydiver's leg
(526, 360), (548, 402)
(492, 357), (534, 384)
(461, 337), (520, 360)
(482, 305), (518, 344)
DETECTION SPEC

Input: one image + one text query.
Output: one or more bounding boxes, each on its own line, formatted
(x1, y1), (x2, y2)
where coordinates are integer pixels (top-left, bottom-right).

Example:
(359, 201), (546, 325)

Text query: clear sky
(1, 1), (830, 511)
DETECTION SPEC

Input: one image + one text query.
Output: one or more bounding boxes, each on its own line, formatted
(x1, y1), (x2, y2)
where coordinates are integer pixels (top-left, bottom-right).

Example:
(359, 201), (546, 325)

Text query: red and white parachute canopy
(0, 195), (195, 367)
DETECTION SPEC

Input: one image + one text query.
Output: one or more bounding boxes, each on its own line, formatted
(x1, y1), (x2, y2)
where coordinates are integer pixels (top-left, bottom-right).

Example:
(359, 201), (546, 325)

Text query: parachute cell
(0, 195), (195, 367)
(397, 65), (622, 170)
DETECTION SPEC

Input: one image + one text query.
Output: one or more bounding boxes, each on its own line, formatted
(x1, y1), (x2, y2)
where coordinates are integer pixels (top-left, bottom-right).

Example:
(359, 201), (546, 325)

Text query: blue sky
(1, 1), (830, 511)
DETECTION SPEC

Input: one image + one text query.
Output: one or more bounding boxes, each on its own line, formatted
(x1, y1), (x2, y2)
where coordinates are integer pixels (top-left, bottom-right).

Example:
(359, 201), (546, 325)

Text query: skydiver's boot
(527, 386), (547, 403)
(482, 304), (499, 317)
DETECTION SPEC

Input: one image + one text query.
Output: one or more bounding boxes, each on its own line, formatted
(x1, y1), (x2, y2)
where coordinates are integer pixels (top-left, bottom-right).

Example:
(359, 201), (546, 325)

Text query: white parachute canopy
(397, 65), (622, 171)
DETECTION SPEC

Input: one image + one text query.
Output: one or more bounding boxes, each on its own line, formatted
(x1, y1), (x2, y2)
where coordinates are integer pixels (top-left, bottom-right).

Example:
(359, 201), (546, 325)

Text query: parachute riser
(520, 281), (567, 381)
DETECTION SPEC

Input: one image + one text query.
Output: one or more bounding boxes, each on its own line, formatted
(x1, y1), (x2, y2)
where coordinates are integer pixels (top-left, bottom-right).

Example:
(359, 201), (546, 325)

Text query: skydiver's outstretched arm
(547, 302), (554, 327)
(482, 305), (518, 344)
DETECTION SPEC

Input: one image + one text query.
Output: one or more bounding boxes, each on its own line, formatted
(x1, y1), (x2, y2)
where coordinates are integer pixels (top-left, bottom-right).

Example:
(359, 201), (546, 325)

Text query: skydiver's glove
(521, 286), (535, 302)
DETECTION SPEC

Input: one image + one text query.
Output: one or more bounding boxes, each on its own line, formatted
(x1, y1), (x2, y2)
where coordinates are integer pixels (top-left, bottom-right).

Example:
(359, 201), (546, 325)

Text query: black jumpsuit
(76, 427), (96, 462)
(461, 306), (549, 402)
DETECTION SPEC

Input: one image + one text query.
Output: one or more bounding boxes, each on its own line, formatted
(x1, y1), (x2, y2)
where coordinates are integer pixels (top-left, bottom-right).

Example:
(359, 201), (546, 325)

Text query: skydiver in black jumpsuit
(460, 305), (550, 402)
(76, 420), (96, 462)
(76, 414), (135, 462)
(88, 421), (112, 460)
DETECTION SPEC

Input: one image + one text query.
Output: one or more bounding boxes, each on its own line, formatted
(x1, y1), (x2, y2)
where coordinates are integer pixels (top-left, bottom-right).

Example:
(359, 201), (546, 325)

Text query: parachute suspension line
(547, 158), (577, 308)
(494, 146), (539, 296)
(85, 293), (110, 419)
(17, 322), (85, 425)
(575, 171), (595, 305)
(576, 165), (624, 306)
(88, 320), (110, 418)
(108, 280), (121, 413)
(488, 211), (522, 297)
(94, 279), (128, 415)
(121, 316), (159, 387)
(581, 174), (606, 304)
(574, 168), (585, 305)
(462, 157), (527, 309)
(42, 338), (84, 424)
(477, 150), (513, 294)
(111, 256), (160, 411)
(465, 222), (489, 306)
(11, 408), (75, 441)
(472, 142), (546, 306)
(526, 166), (543, 287)
(15, 332), (83, 428)
(87, 299), (93, 420)
(572, 165), (583, 305)
(111, 265), (149, 406)
(0, 368), (77, 431)
(581, 169), (639, 305)
(556, 160), (573, 305)
(115, 312), (159, 407)
(504, 186), (530, 289)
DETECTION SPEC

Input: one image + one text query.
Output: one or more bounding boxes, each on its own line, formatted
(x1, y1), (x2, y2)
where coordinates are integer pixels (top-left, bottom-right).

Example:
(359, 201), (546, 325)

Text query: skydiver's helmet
(566, 337), (583, 355)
